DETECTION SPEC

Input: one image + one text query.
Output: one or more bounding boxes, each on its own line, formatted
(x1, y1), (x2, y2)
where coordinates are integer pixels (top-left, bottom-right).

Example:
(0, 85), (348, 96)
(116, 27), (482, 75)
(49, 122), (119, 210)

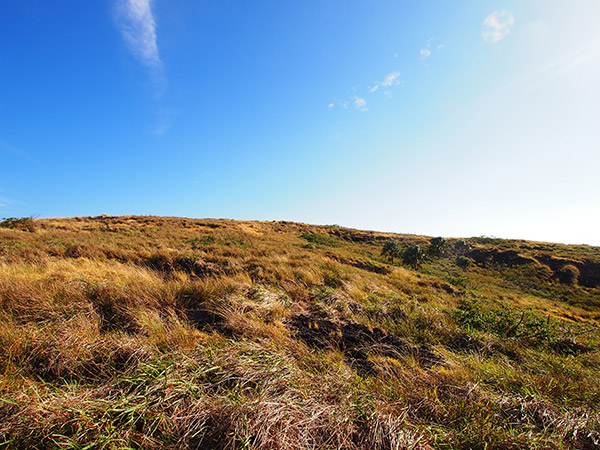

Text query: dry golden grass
(0, 215), (599, 449)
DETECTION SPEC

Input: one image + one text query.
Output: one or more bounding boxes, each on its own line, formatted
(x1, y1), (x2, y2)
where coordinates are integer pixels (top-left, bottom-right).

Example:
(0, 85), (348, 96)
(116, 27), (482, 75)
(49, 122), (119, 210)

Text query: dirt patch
(467, 249), (537, 267)
(536, 254), (600, 288)
(578, 261), (600, 288)
(287, 313), (441, 374)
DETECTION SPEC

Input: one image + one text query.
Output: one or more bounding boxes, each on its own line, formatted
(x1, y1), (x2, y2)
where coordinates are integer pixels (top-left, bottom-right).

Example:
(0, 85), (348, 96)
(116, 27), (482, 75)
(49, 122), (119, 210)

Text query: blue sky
(1, 1), (599, 245)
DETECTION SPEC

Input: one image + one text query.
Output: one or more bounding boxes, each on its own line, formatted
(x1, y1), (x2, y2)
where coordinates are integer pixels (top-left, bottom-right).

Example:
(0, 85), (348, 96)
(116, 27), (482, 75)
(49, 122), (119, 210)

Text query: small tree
(381, 240), (401, 263)
(403, 244), (425, 269)
(428, 237), (447, 257)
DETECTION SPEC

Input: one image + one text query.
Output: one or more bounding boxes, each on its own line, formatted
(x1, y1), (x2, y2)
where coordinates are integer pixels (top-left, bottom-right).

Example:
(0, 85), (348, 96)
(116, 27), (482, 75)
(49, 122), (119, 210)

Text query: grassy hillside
(1, 216), (599, 449)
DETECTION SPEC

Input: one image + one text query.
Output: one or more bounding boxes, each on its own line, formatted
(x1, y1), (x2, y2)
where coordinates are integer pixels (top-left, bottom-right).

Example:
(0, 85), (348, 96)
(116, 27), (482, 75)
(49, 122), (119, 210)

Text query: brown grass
(0, 215), (599, 449)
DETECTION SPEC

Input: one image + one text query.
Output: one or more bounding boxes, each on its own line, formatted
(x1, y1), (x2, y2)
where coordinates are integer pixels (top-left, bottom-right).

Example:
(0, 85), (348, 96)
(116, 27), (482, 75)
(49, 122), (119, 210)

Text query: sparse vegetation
(0, 216), (598, 449)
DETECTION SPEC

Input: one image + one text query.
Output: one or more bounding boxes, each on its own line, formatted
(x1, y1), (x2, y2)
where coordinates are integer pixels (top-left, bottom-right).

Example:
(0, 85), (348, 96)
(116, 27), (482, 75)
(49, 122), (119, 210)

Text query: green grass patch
(299, 233), (341, 248)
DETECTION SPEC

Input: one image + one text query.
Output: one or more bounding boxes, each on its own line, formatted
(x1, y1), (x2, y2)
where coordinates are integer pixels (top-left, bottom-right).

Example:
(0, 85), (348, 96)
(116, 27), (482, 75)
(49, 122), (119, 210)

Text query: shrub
(428, 237), (447, 257)
(455, 256), (473, 269)
(0, 217), (36, 232)
(403, 245), (425, 269)
(556, 264), (579, 285)
(381, 240), (401, 263)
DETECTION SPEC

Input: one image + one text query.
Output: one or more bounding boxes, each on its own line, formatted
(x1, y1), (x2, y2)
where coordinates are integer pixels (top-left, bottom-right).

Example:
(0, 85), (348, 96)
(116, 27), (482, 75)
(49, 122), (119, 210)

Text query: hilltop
(0, 216), (599, 449)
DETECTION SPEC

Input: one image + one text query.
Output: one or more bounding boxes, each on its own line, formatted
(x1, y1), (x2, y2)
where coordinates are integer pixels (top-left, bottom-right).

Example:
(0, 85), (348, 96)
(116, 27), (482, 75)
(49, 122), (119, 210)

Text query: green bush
(455, 255), (473, 268)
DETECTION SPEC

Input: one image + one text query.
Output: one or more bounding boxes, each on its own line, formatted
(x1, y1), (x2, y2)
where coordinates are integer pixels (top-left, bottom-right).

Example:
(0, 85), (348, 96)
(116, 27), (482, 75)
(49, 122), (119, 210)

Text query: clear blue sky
(1, 1), (599, 245)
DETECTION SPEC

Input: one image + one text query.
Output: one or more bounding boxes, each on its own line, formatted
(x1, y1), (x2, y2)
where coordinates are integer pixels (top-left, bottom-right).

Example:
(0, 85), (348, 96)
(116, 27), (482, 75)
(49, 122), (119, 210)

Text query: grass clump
(189, 235), (215, 249)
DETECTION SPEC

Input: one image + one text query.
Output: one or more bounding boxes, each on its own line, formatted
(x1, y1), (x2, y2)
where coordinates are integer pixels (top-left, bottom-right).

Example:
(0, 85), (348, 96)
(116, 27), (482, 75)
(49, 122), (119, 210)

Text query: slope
(0, 216), (598, 449)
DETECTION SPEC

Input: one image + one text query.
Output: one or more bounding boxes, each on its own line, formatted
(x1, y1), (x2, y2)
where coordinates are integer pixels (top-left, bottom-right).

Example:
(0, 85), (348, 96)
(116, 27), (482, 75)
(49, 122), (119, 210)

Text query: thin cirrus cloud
(482, 10), (515, 43)
(115, 0), (162, 69)
(115, 0), (172, 131)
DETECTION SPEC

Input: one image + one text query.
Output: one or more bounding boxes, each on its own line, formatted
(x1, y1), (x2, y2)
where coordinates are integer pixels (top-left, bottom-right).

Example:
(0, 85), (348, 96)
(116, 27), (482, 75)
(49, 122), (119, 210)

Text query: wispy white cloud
(115, 1), (173, 128)
(420, 48), (431, 60)
(354, 97), (368, 112)
(116, 0), (161, 68)
(381, 72), (401, 87)
(328, 103), (335, 109)
(482, 10), (515, 43)
(368, 71), (401, 93)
